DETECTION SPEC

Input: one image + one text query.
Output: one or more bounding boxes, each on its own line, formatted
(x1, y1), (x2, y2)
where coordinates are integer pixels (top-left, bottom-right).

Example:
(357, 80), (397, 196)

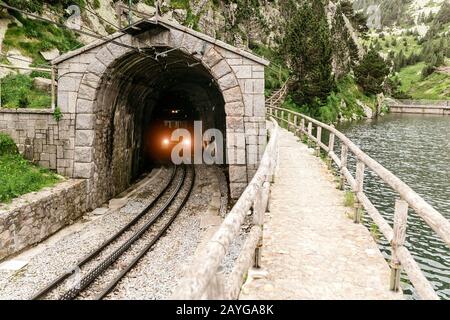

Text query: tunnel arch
(90, 47), (231, 201)
(54, 19), (268, 208)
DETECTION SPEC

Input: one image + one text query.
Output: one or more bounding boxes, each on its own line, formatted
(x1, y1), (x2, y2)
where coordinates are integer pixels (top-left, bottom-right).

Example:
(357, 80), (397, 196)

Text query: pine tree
(354, 49), (389, 95)
(283, 0), (335, 107)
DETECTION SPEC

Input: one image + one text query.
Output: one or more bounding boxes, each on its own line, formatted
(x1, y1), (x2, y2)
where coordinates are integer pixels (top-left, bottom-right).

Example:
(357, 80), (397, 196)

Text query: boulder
(356, 99), (374, 119)
(33, 77), (53, 92)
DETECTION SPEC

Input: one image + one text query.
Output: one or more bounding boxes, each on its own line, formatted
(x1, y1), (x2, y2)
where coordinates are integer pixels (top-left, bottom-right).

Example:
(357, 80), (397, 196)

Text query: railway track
(31, 165), (195, 300)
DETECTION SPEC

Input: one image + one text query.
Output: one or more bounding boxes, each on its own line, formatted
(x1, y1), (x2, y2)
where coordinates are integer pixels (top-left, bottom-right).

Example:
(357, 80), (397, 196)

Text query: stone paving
(239, 129), (403, 300)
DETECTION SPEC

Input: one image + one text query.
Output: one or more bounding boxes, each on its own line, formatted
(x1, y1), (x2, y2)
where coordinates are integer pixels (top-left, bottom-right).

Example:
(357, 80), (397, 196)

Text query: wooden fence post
(390, 199), (408, 292)
(205, 272), (225, 299)
(287, 113), (292, 131)
(300, 118), (305, 140)
(307, 122), (313, 148)
(315, 126), (322, 157)
(327, 126), (335, 169)
(293, 115), (298, 136)
(354, 160), (365, 223)
(253, 182), (270, 268)
(339, 145), (348, 190)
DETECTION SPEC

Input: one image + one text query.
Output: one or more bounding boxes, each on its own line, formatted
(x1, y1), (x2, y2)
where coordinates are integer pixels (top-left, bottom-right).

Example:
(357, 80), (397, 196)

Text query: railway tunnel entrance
(53, 18), (268, 208)
(95, 48), (227, 200)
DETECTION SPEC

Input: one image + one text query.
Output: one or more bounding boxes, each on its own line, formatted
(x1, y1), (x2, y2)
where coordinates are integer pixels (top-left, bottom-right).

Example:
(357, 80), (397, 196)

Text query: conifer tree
(282, 0), (335, 107)
(354, 49), (389, 95)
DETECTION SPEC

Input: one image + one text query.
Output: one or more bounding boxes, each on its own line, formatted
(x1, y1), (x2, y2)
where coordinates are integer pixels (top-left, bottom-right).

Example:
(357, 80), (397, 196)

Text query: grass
(396, 62), (450, 99)
(0, 133), (60, 203)
(0, 154), (60, 203)
(367, 33), (422, 58)
(344, 191), (355, 207)
(0, 74), (51, 109)
(2, 12), (82, 66)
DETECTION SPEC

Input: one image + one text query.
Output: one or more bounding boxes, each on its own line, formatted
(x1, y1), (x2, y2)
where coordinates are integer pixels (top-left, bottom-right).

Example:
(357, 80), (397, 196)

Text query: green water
(337, 113), (450, 299)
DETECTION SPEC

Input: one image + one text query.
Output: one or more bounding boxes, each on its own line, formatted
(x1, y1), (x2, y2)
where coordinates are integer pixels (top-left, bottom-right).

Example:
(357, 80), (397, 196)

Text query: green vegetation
(0, 133), (18, 155)
(250, 43), (290, 95)
(283, 0), (334, 107)
(344, 191), (355, 207)
(283, 76), (373, 123)
(2, 12), (81, 66)
(53, 106), (63, 122)
(3, 0), (88, 13)
(354, 49), (389, 95)
(394, 62), (450, 99)
(365, 1), (450, 100)
(0, 133), (60, 203)
(370, 223), (380, 240)
(0, 74), (51, 109)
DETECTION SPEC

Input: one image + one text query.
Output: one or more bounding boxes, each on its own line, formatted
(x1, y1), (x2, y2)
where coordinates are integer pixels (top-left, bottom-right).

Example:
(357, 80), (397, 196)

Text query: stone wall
(0, 108), (75, 177)
(0, 179), (87, 261)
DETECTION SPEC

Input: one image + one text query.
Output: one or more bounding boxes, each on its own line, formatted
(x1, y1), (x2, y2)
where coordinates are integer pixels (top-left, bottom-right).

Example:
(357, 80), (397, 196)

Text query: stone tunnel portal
(95, 48), (227, 201)
(53, 20), (268, 209)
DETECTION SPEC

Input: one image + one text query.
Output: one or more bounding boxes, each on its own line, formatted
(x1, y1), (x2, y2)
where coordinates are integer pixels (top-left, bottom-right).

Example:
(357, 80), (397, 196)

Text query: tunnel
(94, 48), (227, 201)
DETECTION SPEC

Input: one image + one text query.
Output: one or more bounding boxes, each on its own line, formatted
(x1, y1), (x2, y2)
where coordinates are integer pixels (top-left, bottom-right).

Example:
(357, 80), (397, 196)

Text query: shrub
(421, 64), (434, 79)
(0, 133), (18, 156)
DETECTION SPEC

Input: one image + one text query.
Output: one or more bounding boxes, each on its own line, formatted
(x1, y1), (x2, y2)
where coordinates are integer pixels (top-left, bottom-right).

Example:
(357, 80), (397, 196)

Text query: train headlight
(183, 138), (191, 146)
(162, 138), (170, 147)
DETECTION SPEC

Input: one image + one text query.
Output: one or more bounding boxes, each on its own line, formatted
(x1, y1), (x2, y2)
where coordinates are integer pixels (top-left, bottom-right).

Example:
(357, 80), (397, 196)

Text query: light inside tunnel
(94, 46), (227, 199)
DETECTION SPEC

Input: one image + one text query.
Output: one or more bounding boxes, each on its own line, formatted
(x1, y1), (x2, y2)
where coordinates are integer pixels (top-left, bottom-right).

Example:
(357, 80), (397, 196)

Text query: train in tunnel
(143, 92), (219, 165)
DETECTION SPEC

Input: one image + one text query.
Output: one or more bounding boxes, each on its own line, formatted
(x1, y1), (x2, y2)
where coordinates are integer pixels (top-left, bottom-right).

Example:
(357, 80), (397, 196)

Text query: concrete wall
(0, 179), (87, 260)
(389, 106), (450, 115)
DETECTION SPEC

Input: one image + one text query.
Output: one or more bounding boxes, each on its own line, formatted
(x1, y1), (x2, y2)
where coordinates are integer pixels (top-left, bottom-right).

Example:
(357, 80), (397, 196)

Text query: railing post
(293, 115), (298, 136)
(327, 126), (335, 169)
(300, 118), (305, 140)
(339, 145), (348, 190)
(253, 182), (270, 269)
(390, 199), (408, 292)
(307, 122), (313, 148)
(354, 160), (365, 224)
(315, 126), (322, 157)
(287, 113), (292, 131)
(281, 110), (285, 127)
(205, 272), (225, 299)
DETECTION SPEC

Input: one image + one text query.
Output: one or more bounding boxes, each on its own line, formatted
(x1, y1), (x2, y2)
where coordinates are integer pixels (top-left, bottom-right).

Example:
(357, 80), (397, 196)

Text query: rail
(172, 118), (280, 299)
(268, 106), (450, 300)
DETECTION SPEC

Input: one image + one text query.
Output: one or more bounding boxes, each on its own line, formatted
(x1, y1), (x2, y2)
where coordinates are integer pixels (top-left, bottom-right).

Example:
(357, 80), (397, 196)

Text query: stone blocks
(0, 180), (88, 260)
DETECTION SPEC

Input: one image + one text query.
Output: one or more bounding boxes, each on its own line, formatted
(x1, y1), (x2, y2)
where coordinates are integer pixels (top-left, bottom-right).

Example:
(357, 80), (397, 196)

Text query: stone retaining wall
(0, 179), (87, 261)
(0, 108), (75, 177)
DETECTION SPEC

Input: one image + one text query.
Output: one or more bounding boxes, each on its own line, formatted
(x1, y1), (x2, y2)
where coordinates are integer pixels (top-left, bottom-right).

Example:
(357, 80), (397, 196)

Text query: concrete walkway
(240, 129), (403, 300)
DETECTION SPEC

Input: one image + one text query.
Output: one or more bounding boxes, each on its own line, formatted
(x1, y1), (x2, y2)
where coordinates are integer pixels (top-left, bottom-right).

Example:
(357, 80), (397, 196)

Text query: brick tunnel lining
(93, 48), (226, 203)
